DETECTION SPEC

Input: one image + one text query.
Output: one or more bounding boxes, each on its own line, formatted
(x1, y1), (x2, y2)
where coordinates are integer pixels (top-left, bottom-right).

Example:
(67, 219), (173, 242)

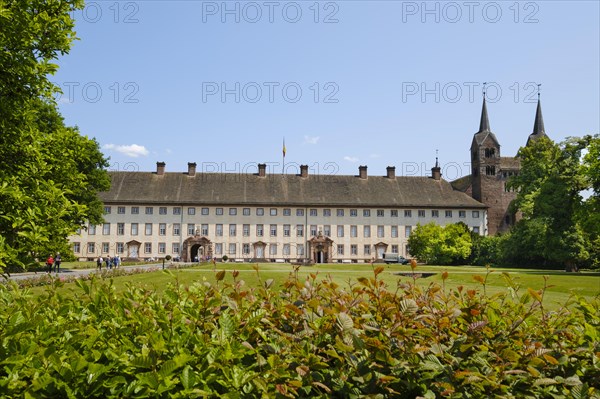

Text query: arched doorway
(190, 244), (205, 262)
(182, 236), (212, 262)
(308, 232), (334, 263)
(316, 248), (325, 263)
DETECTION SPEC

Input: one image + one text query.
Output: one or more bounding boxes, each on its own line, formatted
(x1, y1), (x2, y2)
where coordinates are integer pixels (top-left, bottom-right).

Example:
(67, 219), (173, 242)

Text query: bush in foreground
(0, 267), (598, 398)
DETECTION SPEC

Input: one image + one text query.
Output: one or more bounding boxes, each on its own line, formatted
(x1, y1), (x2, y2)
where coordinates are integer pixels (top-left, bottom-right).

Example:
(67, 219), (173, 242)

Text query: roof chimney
(431, 158), (441, 181)
(187, 162), (197, 177)
(156, 162), (166, 176)
(258, 163), (267, 177)
(386, 166), (396, 179)
(359, 165), (368, 179)
(300, 164), (309, 178)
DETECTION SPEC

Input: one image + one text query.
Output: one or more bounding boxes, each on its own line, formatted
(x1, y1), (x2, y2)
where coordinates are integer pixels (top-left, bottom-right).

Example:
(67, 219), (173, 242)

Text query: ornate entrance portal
(308, 232), (334, 264)
(182, 235), (212, 262)
(253, 241), (267, 261)
(374, 242), (388, 261)
(126, 240), (141, 260)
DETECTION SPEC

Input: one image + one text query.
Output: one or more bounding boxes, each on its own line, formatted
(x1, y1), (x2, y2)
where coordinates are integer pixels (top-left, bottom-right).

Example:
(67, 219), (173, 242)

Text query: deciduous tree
(0, 0), (109, 271)
(507, 135), (598, 269)
(408, 222), (472, 265)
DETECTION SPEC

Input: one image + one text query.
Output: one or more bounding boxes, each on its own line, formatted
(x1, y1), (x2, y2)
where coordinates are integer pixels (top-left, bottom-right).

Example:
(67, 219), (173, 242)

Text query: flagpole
(282, 138), (286, 175)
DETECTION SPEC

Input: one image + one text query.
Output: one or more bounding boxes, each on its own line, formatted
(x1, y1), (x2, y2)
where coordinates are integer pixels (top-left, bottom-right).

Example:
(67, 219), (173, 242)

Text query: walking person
(46, 254), (54, 274)
(105, 257), (110, 270)
(54, 252), (62, 273)
(97, 256), (103, 271)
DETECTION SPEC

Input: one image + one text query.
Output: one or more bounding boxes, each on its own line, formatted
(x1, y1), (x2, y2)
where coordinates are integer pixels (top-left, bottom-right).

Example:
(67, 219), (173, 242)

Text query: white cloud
(57, 96), (72, 105)
(103, 144), (149, 158)
(304, 135), (320, 145)
(344, 156), (359, 163)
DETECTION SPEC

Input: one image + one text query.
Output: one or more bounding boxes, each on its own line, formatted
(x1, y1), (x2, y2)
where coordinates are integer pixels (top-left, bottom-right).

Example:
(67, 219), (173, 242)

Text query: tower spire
(527, 84), (548, 145)
(478, 83), (491, 133)
(532, 85), (545, 136)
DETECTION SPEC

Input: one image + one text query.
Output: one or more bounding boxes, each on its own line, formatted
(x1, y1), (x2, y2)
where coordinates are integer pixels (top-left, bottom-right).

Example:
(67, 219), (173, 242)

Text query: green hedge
(0, 268), (598, 398)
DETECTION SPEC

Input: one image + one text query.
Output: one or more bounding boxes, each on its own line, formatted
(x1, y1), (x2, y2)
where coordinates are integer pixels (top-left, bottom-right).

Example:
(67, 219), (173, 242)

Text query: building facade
(69, 97), (547, 262)
(70, 163), (486, 263)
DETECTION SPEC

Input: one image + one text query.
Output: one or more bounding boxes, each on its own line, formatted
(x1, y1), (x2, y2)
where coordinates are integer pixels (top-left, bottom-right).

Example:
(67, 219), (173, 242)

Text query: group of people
(44, 254), (122, 273)
(45, 253), (62, 273)
(96, 255), (120, 270)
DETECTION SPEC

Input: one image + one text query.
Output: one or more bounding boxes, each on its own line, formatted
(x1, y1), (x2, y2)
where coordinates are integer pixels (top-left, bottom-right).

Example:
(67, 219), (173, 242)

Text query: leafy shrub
(469, 234), (506, 266)
(0, 267), (598, 397)
(409, 222), (472, 265)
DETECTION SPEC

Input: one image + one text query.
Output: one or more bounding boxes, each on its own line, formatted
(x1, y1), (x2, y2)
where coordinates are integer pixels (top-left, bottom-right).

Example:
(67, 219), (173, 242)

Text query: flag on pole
(282, 138), (287, 157)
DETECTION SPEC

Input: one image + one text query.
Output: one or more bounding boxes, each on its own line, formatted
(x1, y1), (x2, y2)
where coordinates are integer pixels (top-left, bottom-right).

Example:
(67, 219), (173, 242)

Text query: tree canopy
(0, 0), (110, 271)
(408, 134), (599, 270)
(407, 222), (472, 265)
(507, 135), (600, 269)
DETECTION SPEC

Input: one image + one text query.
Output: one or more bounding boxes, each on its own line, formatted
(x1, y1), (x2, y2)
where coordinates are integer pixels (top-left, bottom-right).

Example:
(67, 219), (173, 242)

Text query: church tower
(470, 92), (501, 204)
(469, 90), (518, 235)
(458, 85), (551, 236)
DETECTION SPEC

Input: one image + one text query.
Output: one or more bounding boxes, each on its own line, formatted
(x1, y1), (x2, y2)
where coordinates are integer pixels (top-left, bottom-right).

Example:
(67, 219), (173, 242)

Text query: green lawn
(38, 262), (600, 309)
(59, 260), (156, 269)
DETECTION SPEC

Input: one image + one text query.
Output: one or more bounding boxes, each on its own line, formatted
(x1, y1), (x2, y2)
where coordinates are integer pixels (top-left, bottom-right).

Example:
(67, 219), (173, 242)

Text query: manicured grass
(59, 260), (155, 269)
(43, 262), (599, 309)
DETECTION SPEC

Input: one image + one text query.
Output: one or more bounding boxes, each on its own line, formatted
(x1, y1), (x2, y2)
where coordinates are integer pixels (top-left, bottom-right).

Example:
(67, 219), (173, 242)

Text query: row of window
(104, 206), (480, 219)
(74, 242), (409, 257)
(335, 244), (401, 256)
(76, 242), (174, 255)
(85, 223), (422, 238)
(210, 243), (310, 256)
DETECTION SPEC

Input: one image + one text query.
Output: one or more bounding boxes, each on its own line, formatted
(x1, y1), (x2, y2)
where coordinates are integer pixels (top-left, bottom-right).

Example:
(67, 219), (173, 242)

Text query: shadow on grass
(393, 272), (437, 278)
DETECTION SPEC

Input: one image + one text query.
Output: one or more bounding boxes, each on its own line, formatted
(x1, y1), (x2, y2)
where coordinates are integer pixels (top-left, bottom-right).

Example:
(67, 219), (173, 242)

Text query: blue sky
(54, 0), (599, 180)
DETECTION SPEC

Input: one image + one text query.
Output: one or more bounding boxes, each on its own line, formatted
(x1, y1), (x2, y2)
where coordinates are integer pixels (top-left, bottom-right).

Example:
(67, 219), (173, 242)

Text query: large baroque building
(69, 96), (547, 262)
